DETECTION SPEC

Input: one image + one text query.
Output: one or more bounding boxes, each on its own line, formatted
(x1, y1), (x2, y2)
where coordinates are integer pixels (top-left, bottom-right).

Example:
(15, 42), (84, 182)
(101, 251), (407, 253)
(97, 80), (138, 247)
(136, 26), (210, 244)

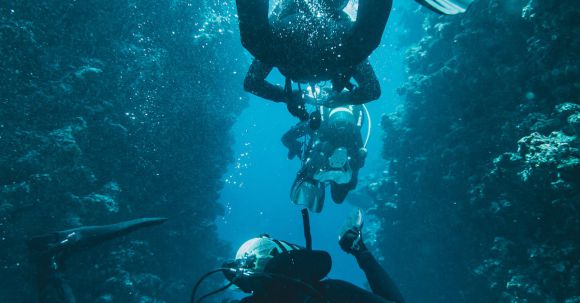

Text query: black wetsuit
(233, 250), (405, 303)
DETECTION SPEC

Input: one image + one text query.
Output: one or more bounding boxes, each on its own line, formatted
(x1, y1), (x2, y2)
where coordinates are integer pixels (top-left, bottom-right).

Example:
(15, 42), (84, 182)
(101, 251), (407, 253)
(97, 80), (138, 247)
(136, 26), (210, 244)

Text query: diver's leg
(236, 0), (273, 62)
(330, 183), (349, 203)
(34, 256), (76, 303)
(345, 0), (392, 64)
(349, 171), (359, 190)
(330, 167), (359, 203)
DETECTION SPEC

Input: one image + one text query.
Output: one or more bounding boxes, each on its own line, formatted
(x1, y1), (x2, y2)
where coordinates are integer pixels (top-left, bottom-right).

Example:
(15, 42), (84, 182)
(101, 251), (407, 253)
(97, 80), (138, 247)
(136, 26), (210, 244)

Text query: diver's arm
(244, 59), (310, 121)
(243, 59), (287, 103)
(354, 250), (405, 303)
(282, 121), (309, 146)
(339, 228), (404, 303)
(328, 60), (381, 106)
(351, 61), (381, 104)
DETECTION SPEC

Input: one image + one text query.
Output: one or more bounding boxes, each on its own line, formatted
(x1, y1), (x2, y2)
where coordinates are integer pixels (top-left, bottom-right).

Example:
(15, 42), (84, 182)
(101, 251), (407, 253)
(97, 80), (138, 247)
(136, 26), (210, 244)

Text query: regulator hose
(190, 268), (231, 303)
(362, 104), (372, 148)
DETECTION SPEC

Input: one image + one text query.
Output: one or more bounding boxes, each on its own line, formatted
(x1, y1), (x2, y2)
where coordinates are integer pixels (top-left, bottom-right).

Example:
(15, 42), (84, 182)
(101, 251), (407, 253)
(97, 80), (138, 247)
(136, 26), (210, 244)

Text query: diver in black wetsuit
(27, 217), (167, 303)
(284, 105), (367, 211)
(194, 214), (404, 303)
(237, 0), (388, 120)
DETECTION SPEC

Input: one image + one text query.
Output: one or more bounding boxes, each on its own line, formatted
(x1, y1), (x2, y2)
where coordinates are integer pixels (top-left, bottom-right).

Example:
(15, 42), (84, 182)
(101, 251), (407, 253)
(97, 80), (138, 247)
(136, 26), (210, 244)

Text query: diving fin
(415, 0), (474, 15)
(291, 178), (326, 213)
(28, 217), (168, 257)
(342, 208), (363, 233)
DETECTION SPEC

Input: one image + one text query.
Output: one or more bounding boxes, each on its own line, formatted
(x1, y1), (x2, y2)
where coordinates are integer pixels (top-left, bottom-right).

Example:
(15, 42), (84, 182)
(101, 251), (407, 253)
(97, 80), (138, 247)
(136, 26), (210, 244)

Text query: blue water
(217, 0), (416, 291)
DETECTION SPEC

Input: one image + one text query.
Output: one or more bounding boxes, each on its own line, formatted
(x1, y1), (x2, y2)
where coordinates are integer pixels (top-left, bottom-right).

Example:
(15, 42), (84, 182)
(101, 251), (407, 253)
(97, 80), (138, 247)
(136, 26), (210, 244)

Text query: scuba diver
(236, 0), (474, 120)
(238, 0), (386, 120)
(192, 210), (404, 303)
(27, 217), (167, 303)
(283, 104), (368, 212)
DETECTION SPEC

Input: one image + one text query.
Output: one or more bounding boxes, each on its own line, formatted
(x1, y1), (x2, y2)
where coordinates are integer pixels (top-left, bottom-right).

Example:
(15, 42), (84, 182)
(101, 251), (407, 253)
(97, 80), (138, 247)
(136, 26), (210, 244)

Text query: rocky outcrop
(371, 0), (579, 302)
(0, 1), (246, 302)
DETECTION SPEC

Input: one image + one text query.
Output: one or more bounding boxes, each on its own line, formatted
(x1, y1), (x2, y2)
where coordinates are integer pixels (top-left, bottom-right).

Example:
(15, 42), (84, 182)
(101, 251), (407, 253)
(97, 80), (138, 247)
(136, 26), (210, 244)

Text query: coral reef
(0, 1), (246, 302)
(371, 0), (579, 302)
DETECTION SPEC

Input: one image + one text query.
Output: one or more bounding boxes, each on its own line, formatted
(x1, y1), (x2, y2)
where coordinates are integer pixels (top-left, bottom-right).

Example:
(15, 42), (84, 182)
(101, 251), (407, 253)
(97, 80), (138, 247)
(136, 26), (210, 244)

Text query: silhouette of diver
(193, 210), (404, 303)
(237, 0), (388, 120)
(27, 217), (167, 303)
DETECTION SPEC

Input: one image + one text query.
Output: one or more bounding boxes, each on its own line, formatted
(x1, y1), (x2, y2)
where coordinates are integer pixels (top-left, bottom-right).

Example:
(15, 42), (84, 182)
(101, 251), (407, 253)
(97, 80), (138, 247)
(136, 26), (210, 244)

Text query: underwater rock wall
(0, 1), (245, 302)
(372, 0), (579, 302)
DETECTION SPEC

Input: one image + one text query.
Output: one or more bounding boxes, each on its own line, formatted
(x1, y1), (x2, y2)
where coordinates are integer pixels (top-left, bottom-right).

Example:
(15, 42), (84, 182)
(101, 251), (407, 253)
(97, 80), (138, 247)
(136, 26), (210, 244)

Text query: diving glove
(339, 209), (367, 254)
(339, 226), (367, 254)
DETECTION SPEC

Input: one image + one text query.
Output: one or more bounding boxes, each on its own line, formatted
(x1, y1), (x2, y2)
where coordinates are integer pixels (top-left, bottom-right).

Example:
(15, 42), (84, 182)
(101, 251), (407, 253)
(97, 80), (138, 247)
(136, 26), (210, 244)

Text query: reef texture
(0, 1), (246, 302)
(371, 0), (579, 302)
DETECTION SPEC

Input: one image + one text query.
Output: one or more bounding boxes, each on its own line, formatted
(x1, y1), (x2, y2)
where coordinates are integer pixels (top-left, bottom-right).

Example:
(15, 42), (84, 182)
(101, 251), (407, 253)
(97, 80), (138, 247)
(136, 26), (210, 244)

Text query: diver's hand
(286, 93), (309, 121)
(339, 226), (367, 254)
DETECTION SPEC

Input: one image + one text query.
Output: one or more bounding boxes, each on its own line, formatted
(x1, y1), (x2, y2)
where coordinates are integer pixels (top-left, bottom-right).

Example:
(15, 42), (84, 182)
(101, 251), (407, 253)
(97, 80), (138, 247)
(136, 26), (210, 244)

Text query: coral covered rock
(0, 1), (246, 302)
(371, 0), (579, 302)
